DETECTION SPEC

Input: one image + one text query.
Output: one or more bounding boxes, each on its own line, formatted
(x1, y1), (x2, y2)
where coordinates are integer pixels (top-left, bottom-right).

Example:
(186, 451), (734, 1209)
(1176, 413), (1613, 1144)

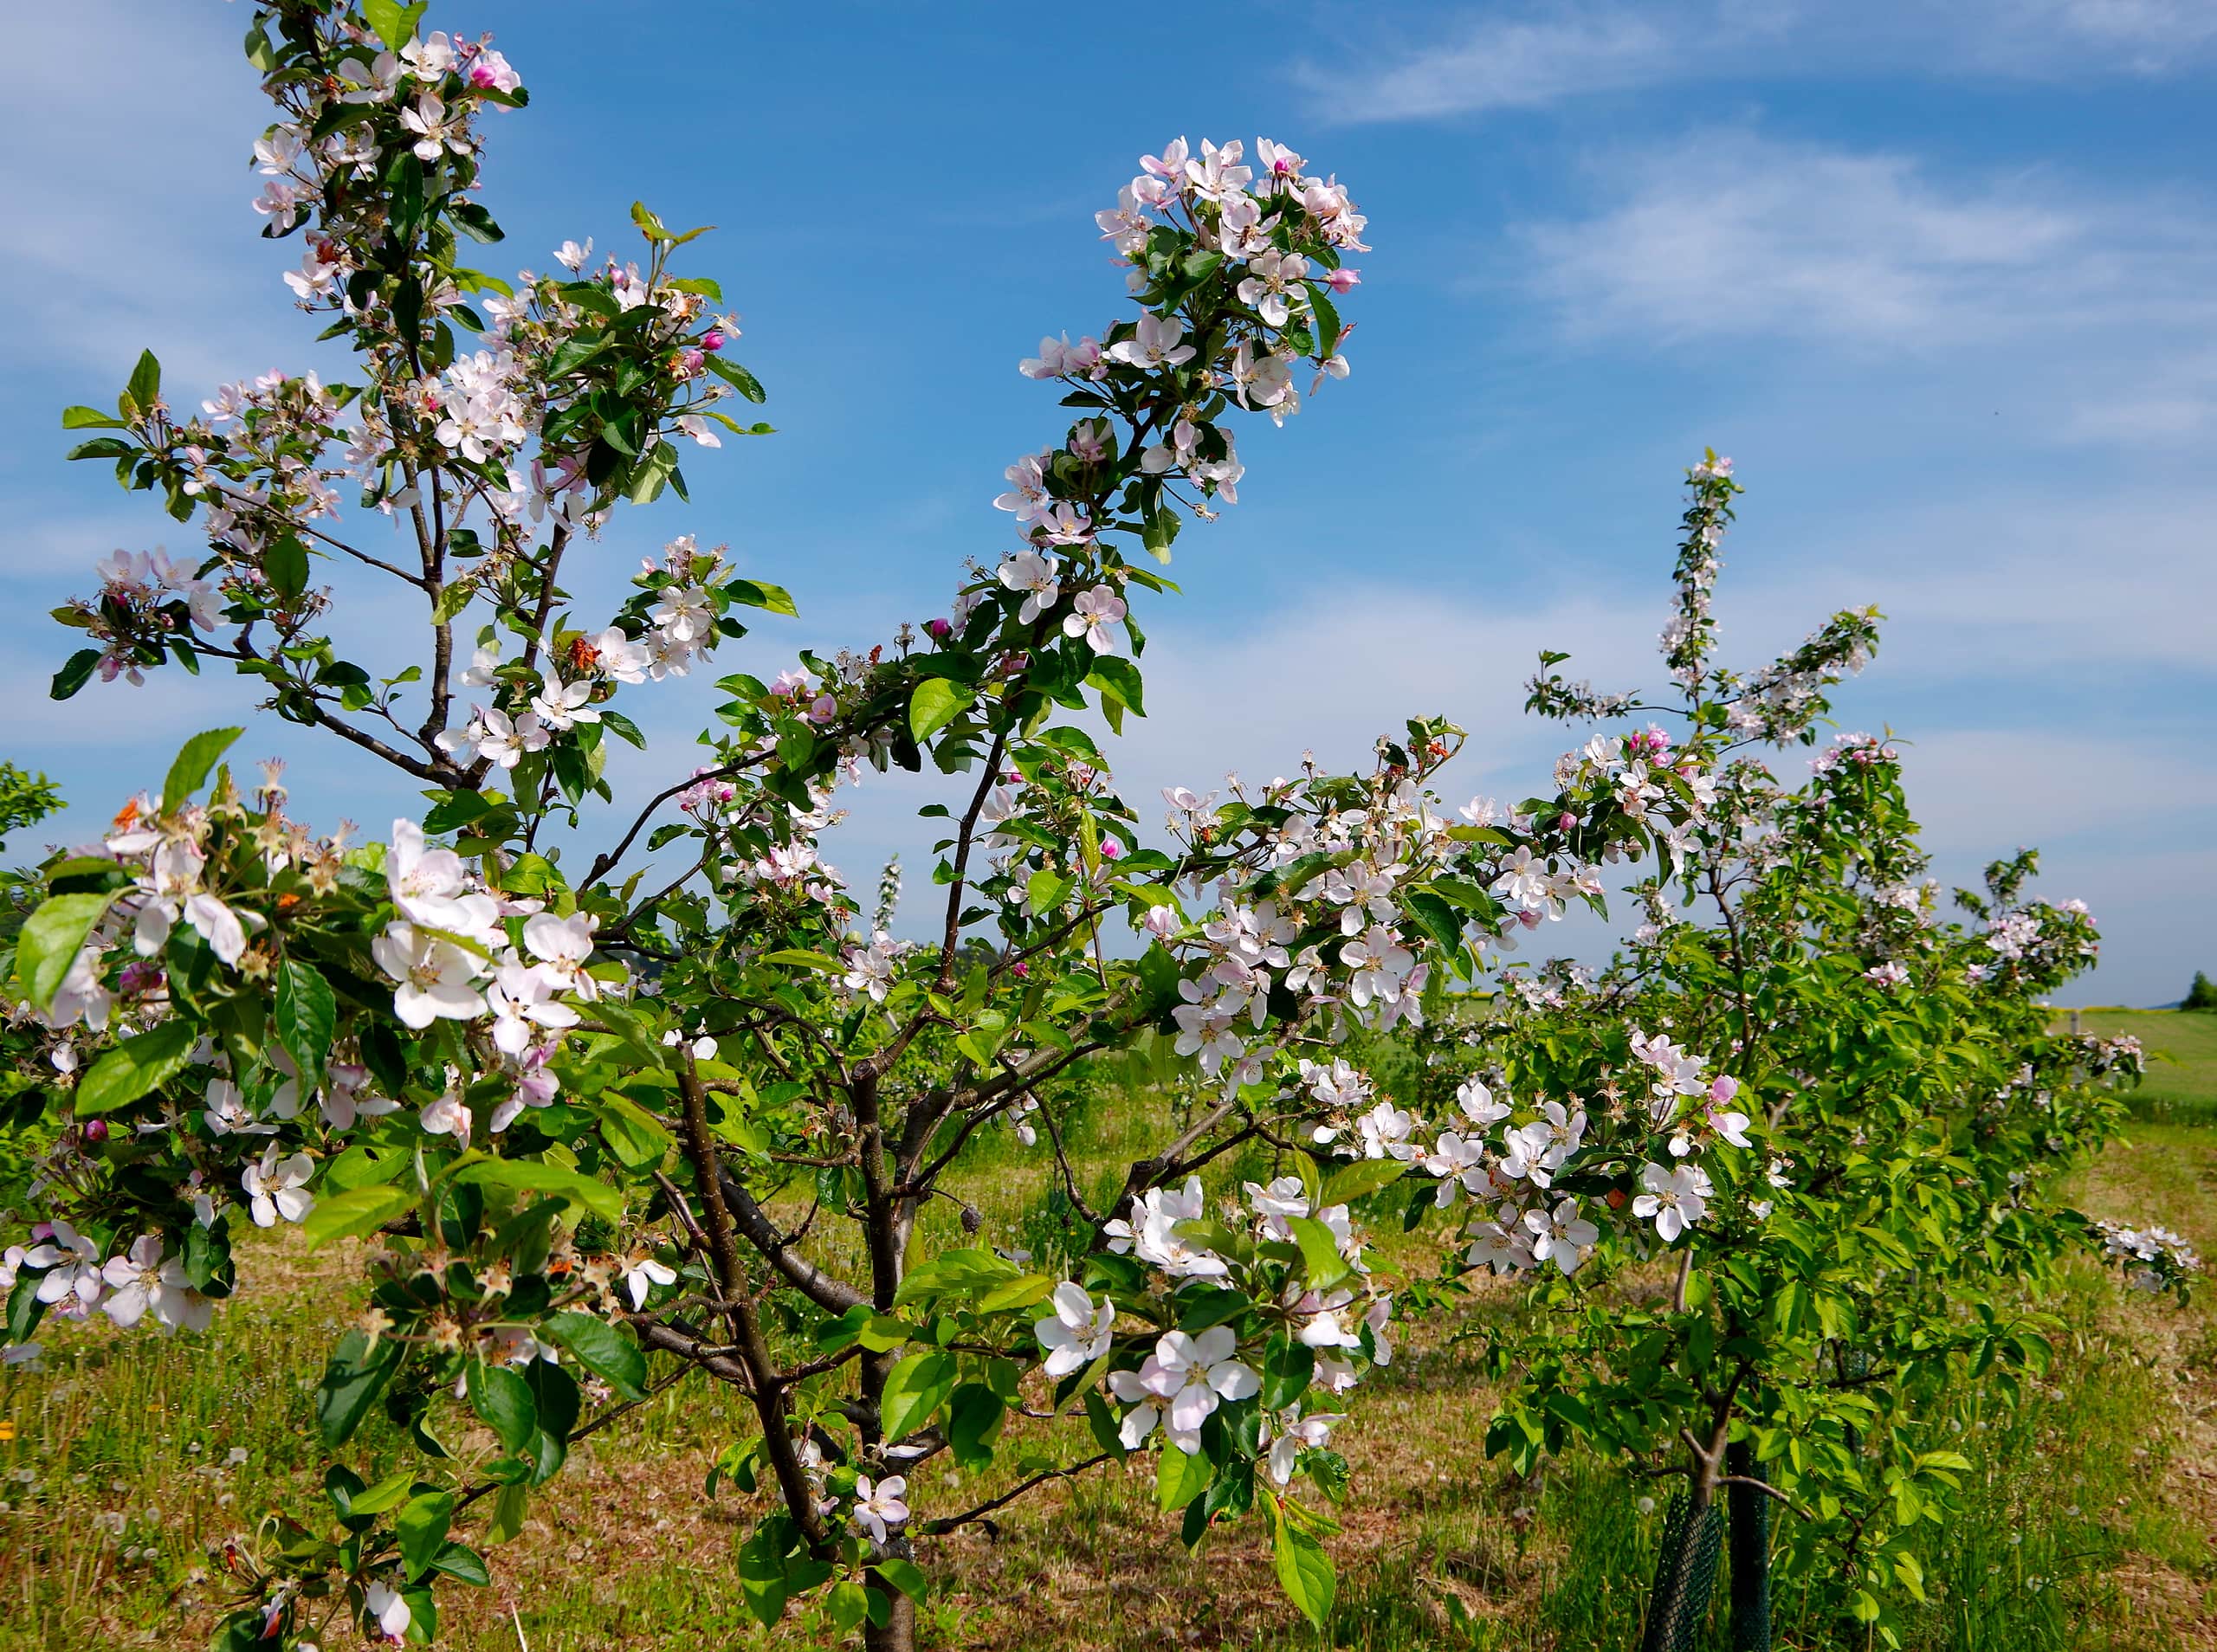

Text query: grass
(2053, 1010), (2217, 1124)
(5, 1055), (2217, 1650)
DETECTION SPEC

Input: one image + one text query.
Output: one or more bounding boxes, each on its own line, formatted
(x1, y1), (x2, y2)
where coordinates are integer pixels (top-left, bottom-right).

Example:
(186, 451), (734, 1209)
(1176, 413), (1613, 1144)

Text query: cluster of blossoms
(1718, 607), (1882, 742)
(2092, 1219), (2202, 1294)
(1142, 734), (1699, 1108)
(57, 12), (766, 741)
(435, 535), (736, 776)
(980, 135), (1364, 673)
(1658, 454), (1735, 685)
(1156, 778), (1445, 1091)
(371, 821), (604, 1135)
(59, 549), (228, 688)
(0, 1220), (214, 1358)
(249, 30), (516, 240)
(1086, 1173), (1385, 1466)
(1527, 455), (1877, 749)
(1331, 1023), (1753, 1285)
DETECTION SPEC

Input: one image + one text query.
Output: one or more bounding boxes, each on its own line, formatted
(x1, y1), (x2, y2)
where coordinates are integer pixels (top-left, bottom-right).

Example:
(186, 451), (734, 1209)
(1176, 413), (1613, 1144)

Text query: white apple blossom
(1062, 584), (1127, 653)
(372, 922), (488, 1028)
(997, 551), (1059, 625)
(850, 1475), (908, 1544)
(1035, 1281), (1115, 1378)
(1632, 1161), (1713, 1242)
(242, 1145), (316, 1228)
(1108, 1326), (1260, 1452)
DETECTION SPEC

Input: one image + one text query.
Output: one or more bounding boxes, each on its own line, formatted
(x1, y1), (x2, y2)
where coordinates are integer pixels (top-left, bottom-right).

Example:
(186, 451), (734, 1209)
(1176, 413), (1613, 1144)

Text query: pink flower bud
(1325, 268), (1361, 294)
(1708, 1075), (1738, 1106)
(83, 1119), (109, 1144)
(1556, 812), (1577, 833)
(924, 617), (953, 641)
(701, 330), (725, 352)
(1012, 961), (1031, 978)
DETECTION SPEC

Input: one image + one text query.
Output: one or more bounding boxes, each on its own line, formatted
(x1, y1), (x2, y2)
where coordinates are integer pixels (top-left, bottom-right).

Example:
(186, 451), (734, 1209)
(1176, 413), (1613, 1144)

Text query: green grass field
(2057, 1009), (2217, 1123)
(4, 1030), (2216, 1650)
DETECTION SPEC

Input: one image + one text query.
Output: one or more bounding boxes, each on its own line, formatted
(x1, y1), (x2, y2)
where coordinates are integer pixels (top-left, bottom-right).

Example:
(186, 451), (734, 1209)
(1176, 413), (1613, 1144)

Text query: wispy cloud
(1513, 129), (2217, 349)
(1298, 0), (2217, 124)
(0, 3), (280, 391)
(1294, 8), (1682, 123)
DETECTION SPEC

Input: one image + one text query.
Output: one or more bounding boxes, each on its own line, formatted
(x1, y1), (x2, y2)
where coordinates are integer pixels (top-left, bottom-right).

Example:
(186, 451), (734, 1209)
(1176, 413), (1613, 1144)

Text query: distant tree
(2188, 971), (2217, 1010)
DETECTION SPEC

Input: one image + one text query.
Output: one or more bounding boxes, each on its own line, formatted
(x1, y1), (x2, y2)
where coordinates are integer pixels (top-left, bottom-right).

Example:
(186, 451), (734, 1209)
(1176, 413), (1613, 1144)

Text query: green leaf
(488, 1482), (528, 1546)
(16, 891), (114, 1013)
(873, 1558), (928, 1604)
(316, 1329), (405, 1447)
(1155, 1444), (1212, 1512)
(1269, 1494), (1337, 1629)
(125, 350), (161, 416)
(450, 200), (504, 243)
(828, 1580), (869, 1633)
(265, 535), (310, 601)
(469, 1364), (539, 1455)
(975, 1273), (1056, 1314)
(630, 200), (672, 242)
(893, 1246), (1021, 1307)
(947, 1384), (1005, 1469)
(756, 947), (843, 974)
(1083, 655), (1146, 717)
(429, 1540), (491, 1586)
(908, 677), (973, 744)
(452, 1159), (622, 1224)
(74, 1020), (197, 1117)
(361, 0), (427, 49)
(396, 1491), (455, 1580)
(61, 405), (126, 429)
(162, 726), (244, 812)
(543, 1312), (648, 1402)
(856, 1313), (912, 1353)
(430, 579), (475, 624)
(878, 1350), (957, 1443)
(344, 1469), (416, 1517)
(596, 1095), (673, 1171)
(1311, 286), (1342, 358)
(1319, 1157), (1410, 1208)
(50, 648), (101, 700)
(303, 1183), (417, 1248)
(1287, 1214), (1356, 1294)
(705, 355), (767, 403)
(275, 958), (336, 1090)
(725, 578), (798, 617)
(1026, 866), (1071, 915)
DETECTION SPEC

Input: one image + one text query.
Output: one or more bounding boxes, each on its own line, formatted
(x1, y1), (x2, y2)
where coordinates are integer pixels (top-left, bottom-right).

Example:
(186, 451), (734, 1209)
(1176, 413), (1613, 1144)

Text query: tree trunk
(1726, 1440), (1772, 1651)
(863, 1539), (916, 1652)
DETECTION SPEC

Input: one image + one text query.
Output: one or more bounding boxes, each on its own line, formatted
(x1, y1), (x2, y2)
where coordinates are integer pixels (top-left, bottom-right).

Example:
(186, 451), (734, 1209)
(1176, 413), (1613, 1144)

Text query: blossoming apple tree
(1335, 462), (2175, 1649)
(0, 5), (1751, 1648)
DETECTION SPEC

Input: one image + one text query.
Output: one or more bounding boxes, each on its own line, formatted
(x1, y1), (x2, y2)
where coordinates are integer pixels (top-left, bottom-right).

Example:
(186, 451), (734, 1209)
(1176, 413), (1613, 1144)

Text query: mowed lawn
(2058, 1010), (2217, 1121)
(3, 1030), (2216, 1651)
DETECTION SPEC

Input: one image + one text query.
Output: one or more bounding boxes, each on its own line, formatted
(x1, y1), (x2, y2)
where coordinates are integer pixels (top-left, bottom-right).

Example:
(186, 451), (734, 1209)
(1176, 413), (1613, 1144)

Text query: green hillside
(2054, 1007), (2217, 1120)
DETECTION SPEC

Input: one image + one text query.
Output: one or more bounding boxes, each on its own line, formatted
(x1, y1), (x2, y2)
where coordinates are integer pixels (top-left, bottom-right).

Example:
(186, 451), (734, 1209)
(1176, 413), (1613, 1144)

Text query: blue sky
(3, 1), (2210, 1006)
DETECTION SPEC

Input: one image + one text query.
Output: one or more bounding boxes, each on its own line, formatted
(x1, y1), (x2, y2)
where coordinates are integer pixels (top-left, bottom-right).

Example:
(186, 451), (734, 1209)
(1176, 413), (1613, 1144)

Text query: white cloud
(0, 3), (284, 390)
(1515, 129), (2217, 349)
(1294, 9), (1681, 123)
(1300, 0), (2217, 125)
